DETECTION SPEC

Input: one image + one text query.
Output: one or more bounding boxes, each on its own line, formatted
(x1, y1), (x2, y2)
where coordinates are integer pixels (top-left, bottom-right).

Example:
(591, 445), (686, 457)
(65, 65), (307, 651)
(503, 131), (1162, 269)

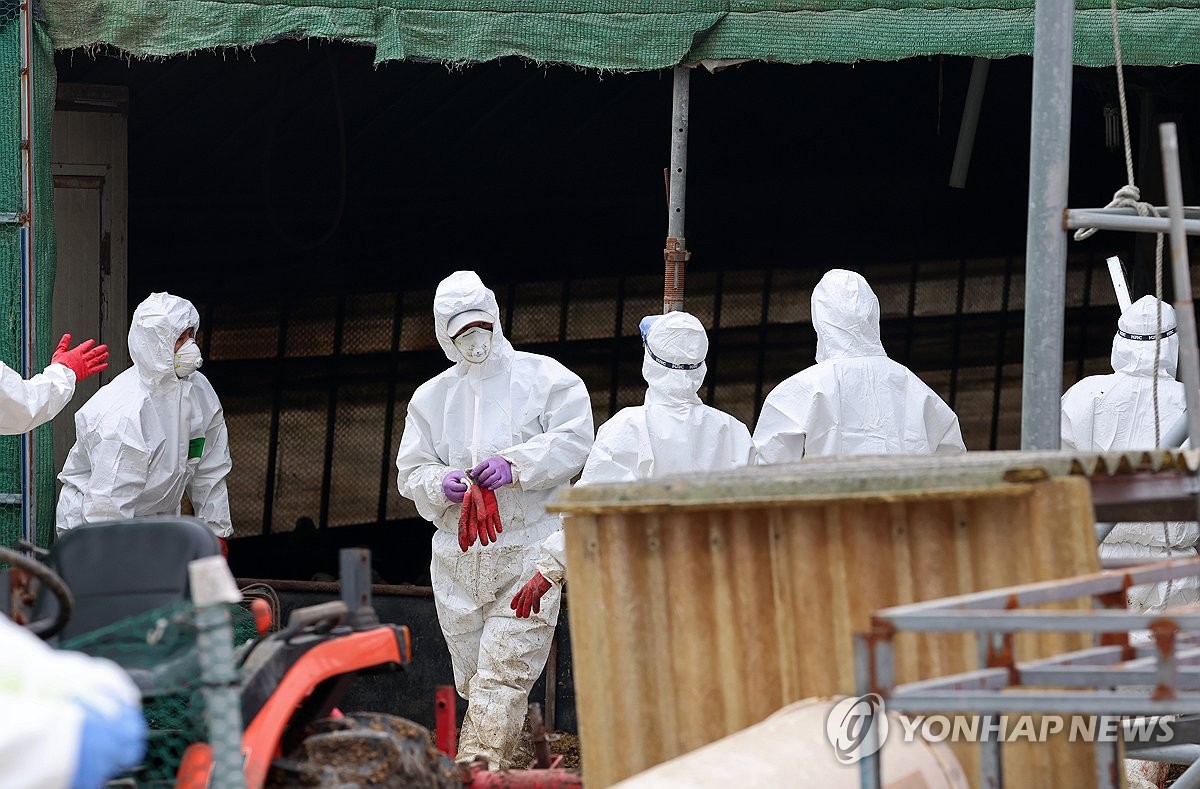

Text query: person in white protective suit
(0, 615), (146, 788)
(511, 311), (756, 617)
(395, 271), (594, 769)
(1061, 295), (1193, 789)
(55, 293), (234, 555)
(1061, 295), (1197, 611)
(0, 333), (108, 435)
(752, 269), (965, 462)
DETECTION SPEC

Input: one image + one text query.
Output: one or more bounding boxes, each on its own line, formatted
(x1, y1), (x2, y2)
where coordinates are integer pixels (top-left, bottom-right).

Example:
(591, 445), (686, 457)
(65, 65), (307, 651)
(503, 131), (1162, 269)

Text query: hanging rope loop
(1073, 184), (1157, 241)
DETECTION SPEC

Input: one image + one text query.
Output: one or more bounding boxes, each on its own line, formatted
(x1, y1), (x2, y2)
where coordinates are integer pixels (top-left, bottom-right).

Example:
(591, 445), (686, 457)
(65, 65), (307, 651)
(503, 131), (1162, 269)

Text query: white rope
(1084, 0), (1175, 600)
(1072, 0), (1155, 244)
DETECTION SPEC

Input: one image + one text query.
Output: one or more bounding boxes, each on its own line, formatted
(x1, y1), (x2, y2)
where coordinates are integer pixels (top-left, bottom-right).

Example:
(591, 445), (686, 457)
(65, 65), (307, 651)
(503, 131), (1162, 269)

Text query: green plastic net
(59, 601), (257, 786)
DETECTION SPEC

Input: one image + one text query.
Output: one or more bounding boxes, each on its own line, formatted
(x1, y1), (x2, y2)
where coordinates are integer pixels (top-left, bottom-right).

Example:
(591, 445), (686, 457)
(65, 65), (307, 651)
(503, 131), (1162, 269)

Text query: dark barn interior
(53, 43), (1200, 584)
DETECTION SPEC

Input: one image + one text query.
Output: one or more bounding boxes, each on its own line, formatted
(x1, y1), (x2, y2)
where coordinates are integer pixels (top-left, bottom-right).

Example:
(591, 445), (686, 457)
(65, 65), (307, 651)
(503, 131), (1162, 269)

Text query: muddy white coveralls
(753, 269), (965, 462)
(396, 271), (593, 768)
(56, 292), (234, 538)
(1061, 295), (1197, 611)
(533, 311), (755, 584)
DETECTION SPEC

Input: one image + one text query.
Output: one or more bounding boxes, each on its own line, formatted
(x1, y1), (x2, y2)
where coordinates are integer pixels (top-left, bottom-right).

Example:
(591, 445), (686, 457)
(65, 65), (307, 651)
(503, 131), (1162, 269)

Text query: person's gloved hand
(71, 698), (147, 789)
(52, 334), (109, 383)
(471, 456), (513, 490)
(510, 572), (553, 618)
(639, 314), (664, 344)
(442, 470), (469, 504)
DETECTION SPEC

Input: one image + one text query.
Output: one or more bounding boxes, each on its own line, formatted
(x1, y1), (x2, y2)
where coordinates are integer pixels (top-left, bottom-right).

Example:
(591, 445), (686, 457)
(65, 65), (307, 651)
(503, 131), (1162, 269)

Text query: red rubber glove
(511, 572), (553, 619)
(458, 482), (479, 552)
(471, 484), (494, 547)
(477, 487), (503, 545)
(52, 334), (109, 383)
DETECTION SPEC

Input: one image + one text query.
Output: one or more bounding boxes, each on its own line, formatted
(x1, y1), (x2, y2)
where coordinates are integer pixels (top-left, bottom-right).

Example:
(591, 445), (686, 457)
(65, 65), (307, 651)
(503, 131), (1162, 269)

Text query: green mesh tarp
(0, 11), (58, 550)
(60, 601), (259, 786)
(39, 0), (1200, 69)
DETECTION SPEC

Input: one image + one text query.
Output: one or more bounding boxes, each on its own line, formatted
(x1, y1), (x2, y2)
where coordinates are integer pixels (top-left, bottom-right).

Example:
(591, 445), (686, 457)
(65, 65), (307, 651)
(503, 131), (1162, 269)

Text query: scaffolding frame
(1021, 0), (1200, 459)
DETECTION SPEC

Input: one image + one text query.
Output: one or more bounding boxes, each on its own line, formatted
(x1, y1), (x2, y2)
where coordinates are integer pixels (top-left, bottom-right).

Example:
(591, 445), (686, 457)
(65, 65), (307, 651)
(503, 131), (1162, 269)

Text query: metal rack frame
(856, 559), (1200, 789)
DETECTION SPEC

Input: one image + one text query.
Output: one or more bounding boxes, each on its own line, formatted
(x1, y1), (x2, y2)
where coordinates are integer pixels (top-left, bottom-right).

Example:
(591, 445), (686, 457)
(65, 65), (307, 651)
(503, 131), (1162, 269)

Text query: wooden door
(50, 84), (129, 479)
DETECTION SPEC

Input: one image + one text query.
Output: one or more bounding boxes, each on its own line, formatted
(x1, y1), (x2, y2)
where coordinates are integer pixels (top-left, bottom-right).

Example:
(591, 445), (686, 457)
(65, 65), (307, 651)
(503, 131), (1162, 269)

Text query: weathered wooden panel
(556, 475), (1099, 788)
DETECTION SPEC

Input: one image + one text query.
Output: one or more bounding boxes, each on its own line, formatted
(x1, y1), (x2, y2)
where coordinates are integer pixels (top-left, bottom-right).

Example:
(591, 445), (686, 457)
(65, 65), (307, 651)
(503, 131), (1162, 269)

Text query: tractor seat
(35, 517), (221, 641)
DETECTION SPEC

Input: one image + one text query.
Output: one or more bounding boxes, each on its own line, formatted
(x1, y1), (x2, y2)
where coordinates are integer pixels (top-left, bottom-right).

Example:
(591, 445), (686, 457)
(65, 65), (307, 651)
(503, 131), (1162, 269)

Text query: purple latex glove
(471, 456), (513, 490)
(442, 470), (468, 504)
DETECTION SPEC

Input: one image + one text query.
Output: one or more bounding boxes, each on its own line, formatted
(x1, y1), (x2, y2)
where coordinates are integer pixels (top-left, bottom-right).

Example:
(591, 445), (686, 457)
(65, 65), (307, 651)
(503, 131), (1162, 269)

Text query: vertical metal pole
(853, 634), (882, 789)
(949, 58), (991, 189)
(977, 633), (1004, 788)
(664, 66), (691, 314)
(1020, 0), (1075, 450)
(18, 0), (37, 545)
(318, 296), (346, 529)
(261, 300), (290, 535)
(339, 547), (378, 629)
(1159, 122), (1200, 526)
(195, 603), (246, 789)
(377, 293), (405, 523)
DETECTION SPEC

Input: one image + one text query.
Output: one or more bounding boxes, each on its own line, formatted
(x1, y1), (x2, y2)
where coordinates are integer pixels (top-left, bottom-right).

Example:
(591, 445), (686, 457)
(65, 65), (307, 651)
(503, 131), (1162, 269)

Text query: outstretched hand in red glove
(52, 334), (109, 383)
(511, 572), (553, 618)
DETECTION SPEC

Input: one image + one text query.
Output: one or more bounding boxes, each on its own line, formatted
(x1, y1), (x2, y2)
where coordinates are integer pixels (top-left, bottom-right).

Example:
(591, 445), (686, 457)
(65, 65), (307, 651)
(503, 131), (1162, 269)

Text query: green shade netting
(40, 0), (1200, 69)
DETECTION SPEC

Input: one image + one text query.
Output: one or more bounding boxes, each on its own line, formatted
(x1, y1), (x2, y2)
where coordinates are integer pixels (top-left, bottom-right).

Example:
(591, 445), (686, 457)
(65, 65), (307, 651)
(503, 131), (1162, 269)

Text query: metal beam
(1066, 209), (1200, 236)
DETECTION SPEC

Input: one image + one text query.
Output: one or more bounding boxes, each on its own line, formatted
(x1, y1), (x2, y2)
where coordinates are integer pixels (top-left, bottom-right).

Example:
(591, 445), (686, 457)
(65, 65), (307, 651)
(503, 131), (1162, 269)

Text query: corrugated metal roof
(551, 450), (1200, 513)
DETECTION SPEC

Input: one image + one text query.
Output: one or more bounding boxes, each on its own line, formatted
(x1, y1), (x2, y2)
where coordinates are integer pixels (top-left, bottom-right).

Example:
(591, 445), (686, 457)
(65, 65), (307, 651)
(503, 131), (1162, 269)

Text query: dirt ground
(508, 725), (582, 771)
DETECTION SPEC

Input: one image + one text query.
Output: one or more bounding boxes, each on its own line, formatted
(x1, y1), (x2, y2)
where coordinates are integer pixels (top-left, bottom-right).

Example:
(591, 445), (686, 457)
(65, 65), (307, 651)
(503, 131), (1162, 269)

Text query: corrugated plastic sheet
(39, 0), (1200, 68)
(551, 449), (1200, 514)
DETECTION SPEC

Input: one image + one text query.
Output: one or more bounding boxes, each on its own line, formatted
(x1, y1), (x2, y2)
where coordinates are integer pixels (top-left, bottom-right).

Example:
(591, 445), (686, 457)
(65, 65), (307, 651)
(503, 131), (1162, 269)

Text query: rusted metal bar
(544, 631), (558, 734)
(529, 702), (553, 770)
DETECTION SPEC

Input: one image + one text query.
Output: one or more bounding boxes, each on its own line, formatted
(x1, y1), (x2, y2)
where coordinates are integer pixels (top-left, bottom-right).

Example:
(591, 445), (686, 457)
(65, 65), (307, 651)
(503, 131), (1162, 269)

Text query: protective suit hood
(434, 271), (514, 370)
(812, 269), (887, 362)
(128, 292), (199, 388)
(642, 311), (707, 405)
(1112, 295), (1178, 378)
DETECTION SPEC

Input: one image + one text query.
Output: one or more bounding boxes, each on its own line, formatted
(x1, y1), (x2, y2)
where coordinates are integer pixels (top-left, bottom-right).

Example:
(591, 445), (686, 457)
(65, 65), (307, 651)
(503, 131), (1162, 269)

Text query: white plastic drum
(613, 696), (968, 789)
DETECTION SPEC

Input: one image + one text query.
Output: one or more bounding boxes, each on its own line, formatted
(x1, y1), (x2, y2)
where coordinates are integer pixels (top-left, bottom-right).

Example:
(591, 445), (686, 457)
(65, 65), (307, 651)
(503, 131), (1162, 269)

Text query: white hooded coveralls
(395, 271), (594, 769)
(0, 615), (141, 789)
(55, 292), (234, 538)
(1061, 295), (1197, 611)
(753, 269), (966, 462)
(534, 311), (756, 583)
(0, 361), (76, 436)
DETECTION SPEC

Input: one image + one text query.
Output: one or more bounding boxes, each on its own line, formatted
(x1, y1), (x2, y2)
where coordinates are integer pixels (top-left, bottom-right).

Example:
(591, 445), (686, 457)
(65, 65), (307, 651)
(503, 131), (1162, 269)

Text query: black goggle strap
(1118, 326), (1177, 341)
(643, 340), (703, 371)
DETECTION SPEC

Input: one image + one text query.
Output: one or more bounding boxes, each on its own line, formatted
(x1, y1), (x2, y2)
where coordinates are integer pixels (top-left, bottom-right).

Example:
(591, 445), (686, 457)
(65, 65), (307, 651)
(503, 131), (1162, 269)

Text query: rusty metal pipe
(664, 65), (690, 314)
(465, 765), (582, 788)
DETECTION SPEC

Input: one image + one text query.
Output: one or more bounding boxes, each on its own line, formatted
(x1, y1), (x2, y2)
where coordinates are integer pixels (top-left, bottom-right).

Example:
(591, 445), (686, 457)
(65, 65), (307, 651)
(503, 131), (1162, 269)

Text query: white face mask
(453, 327), (493, 364)
(174, 338), (203, 378)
